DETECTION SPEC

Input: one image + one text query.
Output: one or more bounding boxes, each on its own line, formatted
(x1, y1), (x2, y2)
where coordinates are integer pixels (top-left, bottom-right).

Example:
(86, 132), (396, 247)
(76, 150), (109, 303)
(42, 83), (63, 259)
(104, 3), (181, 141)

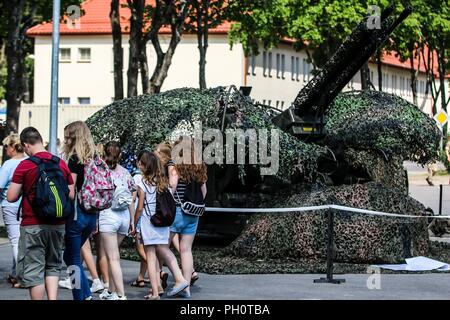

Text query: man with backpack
(7, 127), (75, 300)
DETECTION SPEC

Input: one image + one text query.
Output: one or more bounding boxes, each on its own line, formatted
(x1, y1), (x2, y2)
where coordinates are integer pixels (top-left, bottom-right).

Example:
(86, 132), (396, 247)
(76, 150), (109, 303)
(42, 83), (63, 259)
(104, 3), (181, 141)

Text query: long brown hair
(138, 150), (168, 193)
(172, 136), (207, 184)
(63, 121), (96, 163)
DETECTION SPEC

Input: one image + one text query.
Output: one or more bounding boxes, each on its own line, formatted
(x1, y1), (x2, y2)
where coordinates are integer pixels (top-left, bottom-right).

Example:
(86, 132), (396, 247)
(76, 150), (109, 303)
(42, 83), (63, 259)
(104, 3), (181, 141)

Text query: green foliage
(86, 87), (328, 182)
(325, 90), (442, 165)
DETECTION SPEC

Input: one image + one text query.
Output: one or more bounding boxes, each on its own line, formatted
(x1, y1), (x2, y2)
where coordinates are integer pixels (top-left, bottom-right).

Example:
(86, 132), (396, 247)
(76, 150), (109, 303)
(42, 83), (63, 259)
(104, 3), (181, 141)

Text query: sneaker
(90, 278), (104, 293)
(58, 278), (72, 290)
(106, 292), (127, 300)
(99, 289), (113, 300)
(177, 290), (191, 298)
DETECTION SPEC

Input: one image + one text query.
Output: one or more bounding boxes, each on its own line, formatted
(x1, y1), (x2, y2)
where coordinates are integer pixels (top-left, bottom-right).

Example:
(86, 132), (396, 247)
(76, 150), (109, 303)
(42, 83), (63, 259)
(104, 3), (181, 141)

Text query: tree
(126, 0), (144, 97)
(228, 0), (378, 88)
(185, 0), (225, 89)
(111, 0), (124, 100)
(144, 0), (192, 94)
(3, 0), (83, 137)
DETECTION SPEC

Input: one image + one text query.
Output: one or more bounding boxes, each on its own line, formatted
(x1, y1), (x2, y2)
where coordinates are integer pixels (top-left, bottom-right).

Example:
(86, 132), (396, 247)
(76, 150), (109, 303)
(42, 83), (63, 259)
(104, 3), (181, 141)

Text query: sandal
(190, 271), (199, 286)
(160, 271), (168, 290)
(130, 279), (145, 288)
(6, 275), (17, 285)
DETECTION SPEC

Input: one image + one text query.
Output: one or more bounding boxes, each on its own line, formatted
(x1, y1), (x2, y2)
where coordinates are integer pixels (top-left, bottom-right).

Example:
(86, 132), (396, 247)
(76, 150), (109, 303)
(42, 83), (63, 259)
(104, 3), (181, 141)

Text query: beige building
(25, 0), (449, 142)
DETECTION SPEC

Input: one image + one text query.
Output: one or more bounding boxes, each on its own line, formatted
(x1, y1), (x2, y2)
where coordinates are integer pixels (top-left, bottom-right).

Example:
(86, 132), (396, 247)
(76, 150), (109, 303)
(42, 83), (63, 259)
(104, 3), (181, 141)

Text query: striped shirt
(175, 181), (186, 206)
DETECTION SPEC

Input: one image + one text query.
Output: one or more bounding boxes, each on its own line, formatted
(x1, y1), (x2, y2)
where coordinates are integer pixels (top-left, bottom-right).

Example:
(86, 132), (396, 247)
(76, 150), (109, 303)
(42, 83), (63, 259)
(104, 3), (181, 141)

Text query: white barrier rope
(205, 204), (450, 219)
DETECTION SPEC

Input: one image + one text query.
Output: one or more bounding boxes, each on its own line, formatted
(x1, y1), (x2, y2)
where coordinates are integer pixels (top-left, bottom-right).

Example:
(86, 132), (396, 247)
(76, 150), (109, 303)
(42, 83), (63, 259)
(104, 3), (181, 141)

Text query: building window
(276, 53), (281, 78)
(262, 99), (266, 105)
(281, 101), (285, 108)
(296, 57), (300, 81)
(78, 97), (91, 104)
(263, 51), (267, 77)
(58, 97), (70, 104)
(302, 58), (310, 82)
(268, 100), (272, 106)
(247, 55), (257, 76)
(268, 52), (273, 77)
(291, 56), (295, 81)
(251, 55), (256, 75)
(276, 100), (279, 108)
(78, 48), (91, 62)
(281, 54), (285, 79)
(59, 48), (71, 62)
(392, 75), (397, 94)
(420, 80), (425, 95)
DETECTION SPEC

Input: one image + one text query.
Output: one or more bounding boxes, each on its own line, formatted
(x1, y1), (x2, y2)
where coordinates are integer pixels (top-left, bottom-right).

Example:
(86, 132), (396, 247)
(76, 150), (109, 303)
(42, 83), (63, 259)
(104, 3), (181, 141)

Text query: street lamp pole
(49, 0), (61, 155)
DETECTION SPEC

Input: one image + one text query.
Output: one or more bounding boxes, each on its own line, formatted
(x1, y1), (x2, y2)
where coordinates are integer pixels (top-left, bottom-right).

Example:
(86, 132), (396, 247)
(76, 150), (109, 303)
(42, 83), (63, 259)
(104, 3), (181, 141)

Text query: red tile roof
(27, 0), (230, 35)
(27, 0), (449, 79)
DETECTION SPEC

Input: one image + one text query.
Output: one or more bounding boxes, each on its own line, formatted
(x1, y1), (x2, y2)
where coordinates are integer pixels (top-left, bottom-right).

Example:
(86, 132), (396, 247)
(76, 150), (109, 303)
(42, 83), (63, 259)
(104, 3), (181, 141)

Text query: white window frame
(78, 97), (91, 105)
(291, 56), (295, 81)
(58, 97), (70, 105)
(268, 52), (273, 77)
(263, 51), (267, 77)
(78, 48), (91, 63)
(276, 53), (281, 78)
(59, 48), (71, 62)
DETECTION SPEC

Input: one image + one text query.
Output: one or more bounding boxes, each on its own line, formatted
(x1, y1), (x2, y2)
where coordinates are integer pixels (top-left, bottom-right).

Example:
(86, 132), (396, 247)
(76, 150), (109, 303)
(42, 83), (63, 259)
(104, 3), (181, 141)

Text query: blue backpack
(18, 156), (73, 221)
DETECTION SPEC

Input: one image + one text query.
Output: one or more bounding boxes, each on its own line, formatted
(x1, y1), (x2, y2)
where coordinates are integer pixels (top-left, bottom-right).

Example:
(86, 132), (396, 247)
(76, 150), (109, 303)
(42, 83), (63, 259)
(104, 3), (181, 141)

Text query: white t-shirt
(137, 177), (170, 245)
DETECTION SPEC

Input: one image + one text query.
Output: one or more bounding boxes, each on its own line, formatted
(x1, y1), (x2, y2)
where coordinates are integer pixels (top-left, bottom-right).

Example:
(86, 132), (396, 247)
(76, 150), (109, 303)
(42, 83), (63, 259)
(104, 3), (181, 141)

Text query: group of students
(0, 121), (207, 300)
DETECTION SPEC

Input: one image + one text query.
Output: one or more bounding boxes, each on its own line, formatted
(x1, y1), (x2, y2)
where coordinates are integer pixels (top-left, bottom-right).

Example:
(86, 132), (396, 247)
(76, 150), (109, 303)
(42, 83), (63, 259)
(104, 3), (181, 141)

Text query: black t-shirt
(68, 154), (85, 193)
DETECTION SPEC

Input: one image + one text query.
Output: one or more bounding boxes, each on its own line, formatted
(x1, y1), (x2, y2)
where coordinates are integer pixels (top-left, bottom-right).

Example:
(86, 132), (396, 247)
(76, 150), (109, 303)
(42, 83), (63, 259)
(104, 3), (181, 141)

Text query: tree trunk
(197, 0), (209, 89)
(148, 1), (190, 94)
(437, 41), (447, 136)
(111, 0), (124, 100)
(360, 61), (370, 90)
(408, 46), (418, 106)
(376, 50), (383, 91)
(139, 43), (149, 94)
(5, 0), (26, 135)
(127, 0), (143, 97)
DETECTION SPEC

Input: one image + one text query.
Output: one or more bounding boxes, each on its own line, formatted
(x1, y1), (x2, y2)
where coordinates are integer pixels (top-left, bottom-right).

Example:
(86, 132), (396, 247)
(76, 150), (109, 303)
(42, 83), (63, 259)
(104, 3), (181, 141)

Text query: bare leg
(101, 232), (125, 296)
(156, 244), (186, 286)
(45, 276), (59, 300)
(171, 233), (180, 253)
(179, 234), (195, 293)
(29, 284), (46, 300)
(81, 240), (100, 281)
(94, 234), (109, 286)
(144, 245), (159, 299)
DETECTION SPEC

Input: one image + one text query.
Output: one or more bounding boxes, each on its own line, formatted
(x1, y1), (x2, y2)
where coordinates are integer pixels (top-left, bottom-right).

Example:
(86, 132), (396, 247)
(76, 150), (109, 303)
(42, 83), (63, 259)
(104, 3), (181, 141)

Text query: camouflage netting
(326, 90), (441, 164)
(226, 182), (429, 264)
(86, 87), (327, 183)
(86, 88), (442, 266)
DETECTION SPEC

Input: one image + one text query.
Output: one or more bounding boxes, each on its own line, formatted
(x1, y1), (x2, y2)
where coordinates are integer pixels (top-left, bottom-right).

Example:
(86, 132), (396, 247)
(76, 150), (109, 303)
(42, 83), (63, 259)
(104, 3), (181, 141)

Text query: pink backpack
(77, 156), (115, 212)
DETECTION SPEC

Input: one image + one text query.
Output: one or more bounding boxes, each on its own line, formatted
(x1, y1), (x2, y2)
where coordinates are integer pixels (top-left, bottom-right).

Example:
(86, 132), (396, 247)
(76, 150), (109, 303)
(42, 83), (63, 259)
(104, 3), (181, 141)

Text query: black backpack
(177, 180), (205, 217)
(19, 156), (73, 221)
(151, 188), (177, 227)
(141, 180), (176, 227)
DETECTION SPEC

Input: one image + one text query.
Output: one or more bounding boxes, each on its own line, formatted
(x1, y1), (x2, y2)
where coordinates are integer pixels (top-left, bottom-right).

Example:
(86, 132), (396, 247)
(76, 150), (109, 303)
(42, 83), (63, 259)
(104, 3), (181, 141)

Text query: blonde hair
(155, 141), (172, 167)
(172, 136), (207, 184)
(3, 133), (24, 153)
(63, 121), (96, 164)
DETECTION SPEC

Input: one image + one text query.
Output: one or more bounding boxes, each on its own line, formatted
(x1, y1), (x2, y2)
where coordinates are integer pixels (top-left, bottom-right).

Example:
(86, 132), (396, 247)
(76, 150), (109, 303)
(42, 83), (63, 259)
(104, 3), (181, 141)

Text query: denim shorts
(170, 207), (199, 235)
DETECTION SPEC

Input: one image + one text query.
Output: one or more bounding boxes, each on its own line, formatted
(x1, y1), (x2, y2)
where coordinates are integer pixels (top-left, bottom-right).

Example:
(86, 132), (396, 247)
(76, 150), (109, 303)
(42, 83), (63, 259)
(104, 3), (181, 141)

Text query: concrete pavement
(0, 243), (449, 300)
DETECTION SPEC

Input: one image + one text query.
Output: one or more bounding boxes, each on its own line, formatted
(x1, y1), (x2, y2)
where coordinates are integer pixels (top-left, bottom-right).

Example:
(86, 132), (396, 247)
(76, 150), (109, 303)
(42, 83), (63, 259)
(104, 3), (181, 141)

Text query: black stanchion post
(439, 184), (443, 216)
(314, 209), (345, 284)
